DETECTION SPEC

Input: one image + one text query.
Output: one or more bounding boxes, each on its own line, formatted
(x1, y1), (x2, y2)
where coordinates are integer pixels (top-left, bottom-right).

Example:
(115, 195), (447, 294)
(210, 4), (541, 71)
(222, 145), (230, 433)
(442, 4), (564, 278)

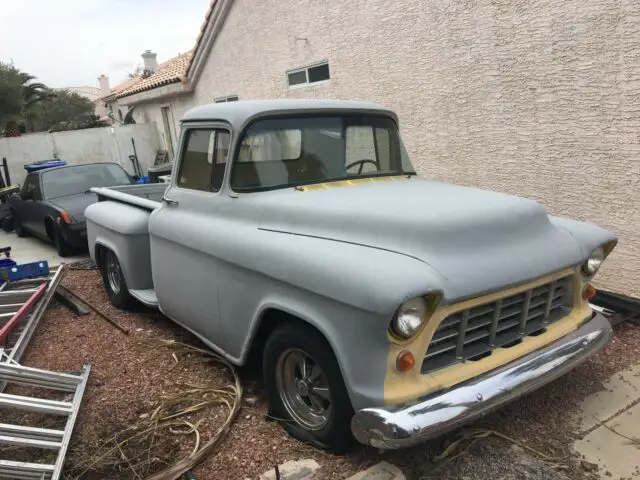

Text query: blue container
(0, 260), (49, 283)
(24, 160), (67, 173)
(0, 258), (16, 269)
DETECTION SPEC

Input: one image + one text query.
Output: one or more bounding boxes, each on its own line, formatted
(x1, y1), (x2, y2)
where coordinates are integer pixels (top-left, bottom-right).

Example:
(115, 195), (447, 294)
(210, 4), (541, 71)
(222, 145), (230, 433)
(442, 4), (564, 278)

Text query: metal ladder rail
(0, 283), (47, 348)
(0, 362), (91, 480)
(4, 266), (64, 366)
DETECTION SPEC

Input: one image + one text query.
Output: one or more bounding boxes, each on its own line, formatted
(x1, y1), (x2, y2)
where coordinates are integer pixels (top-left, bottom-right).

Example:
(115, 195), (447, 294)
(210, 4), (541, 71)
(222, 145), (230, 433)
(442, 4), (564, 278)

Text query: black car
(9, 162), (134, 256)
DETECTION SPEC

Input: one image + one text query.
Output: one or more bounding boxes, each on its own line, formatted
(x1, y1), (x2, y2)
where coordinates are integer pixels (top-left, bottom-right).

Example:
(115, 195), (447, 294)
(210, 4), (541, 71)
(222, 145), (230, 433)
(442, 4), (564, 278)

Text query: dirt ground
(8, 268), (640, 480)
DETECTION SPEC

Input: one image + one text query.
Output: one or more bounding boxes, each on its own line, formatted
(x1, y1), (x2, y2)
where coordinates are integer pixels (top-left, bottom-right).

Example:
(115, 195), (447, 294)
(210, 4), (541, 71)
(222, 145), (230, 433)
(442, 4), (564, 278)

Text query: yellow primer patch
(297, 175), (410, 192)
(383, 267), (592, 406)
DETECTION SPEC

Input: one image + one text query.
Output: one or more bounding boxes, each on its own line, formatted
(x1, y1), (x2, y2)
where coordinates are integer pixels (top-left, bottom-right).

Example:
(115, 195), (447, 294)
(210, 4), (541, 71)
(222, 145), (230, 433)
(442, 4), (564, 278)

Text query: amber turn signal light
(396, 350), (415, 372)
(59, 211), (73, 225)
(582, 284), (596, 300)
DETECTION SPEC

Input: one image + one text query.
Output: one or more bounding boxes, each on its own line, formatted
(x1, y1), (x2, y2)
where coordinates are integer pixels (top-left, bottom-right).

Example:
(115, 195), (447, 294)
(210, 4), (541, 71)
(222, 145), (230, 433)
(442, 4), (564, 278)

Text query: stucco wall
(130, 95), (191, 160)
(0, 123), (161, 184)
(134, 0), (640, 298)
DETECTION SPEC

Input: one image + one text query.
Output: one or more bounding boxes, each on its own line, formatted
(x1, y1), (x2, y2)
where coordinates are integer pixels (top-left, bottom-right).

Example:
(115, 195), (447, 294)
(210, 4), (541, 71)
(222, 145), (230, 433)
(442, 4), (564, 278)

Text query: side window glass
(21, 176), (36, 197)
(177, 129), (229, 192)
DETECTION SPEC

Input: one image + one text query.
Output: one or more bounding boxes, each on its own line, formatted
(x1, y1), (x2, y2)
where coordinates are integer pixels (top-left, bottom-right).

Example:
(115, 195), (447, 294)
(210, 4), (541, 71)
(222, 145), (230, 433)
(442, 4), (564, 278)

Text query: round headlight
(391, 297), (427, 339)
(582, 247), (604, 277)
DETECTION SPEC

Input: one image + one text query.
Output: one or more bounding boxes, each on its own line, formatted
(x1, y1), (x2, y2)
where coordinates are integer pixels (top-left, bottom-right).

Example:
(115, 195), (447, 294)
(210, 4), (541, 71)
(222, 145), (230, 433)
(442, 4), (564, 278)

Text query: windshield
(41, 163), (132, 199)
(230, 115), (415, 191)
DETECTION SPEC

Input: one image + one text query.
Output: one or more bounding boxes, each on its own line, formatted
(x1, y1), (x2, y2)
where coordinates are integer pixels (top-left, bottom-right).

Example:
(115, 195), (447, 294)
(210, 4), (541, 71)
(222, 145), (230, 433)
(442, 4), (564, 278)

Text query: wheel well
(245, 308), (333, 367)
(94, 243), (107, 269)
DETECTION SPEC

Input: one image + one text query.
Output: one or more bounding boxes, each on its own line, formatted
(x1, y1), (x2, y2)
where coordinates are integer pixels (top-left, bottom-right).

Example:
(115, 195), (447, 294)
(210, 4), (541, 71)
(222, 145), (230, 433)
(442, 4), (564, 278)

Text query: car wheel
(52, 227), (74, 257)
(101, 249), (135, 309)
(263, 323), (353, 453)
(15, 220), (28, 238)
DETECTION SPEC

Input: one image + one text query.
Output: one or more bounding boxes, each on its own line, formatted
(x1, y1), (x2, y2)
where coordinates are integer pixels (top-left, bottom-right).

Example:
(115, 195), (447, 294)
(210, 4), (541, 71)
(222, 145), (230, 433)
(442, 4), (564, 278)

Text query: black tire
(15, 220), (28, 238)
(263, 322), (354, 453)
(52, 226), (74, 257)
(100, 249), (136, 310)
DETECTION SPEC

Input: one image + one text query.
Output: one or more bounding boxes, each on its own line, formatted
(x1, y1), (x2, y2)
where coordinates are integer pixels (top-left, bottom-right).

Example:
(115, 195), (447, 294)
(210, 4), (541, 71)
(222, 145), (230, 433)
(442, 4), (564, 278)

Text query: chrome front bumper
(351, 313), (612, 449)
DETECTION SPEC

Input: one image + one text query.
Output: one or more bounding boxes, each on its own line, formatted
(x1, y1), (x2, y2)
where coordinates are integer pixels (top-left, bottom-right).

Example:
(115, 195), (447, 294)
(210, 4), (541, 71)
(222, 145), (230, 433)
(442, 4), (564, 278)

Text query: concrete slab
(0, 230), (86, 266)
(259, 459), (320, 480)
(574, 364), (640, 432)
(346, 461), (406, 480)
(574, 403), (640, 479)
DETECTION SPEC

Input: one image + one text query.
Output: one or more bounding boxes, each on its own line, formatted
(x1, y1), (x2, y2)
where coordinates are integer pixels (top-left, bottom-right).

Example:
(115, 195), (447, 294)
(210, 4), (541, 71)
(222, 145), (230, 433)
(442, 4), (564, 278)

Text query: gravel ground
(9, 269), (640, 479)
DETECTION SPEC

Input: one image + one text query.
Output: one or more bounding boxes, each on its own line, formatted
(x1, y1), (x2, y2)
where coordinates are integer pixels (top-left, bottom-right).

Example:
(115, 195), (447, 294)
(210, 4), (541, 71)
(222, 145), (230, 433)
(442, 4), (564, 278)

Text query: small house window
(118, 109), (123, 121)
(214, 95), (239, 103)
(287, 61), (330, 88)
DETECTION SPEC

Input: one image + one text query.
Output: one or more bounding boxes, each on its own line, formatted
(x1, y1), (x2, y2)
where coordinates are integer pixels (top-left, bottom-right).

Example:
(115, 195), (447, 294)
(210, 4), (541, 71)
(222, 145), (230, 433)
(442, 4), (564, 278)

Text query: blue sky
(0, 0), (211, 89)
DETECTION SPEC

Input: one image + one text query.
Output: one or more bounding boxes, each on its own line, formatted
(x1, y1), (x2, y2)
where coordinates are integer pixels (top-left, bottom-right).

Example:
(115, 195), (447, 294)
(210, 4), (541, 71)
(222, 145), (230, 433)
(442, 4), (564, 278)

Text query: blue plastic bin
(0, 258), (16, 269)
(0, 260), (49, 283)
(24, 160), (67, 173)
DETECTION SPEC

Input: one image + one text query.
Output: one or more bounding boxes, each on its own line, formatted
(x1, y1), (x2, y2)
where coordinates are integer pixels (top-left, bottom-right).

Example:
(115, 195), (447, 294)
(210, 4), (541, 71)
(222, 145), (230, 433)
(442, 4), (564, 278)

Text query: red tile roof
(117, 51), (193, 98)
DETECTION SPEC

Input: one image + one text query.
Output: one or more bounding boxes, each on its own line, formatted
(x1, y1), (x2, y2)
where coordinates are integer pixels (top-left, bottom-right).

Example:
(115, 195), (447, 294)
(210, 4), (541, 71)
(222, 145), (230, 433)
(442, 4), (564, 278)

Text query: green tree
(0, 61), (52, 135)
(28, 89), (96, 132)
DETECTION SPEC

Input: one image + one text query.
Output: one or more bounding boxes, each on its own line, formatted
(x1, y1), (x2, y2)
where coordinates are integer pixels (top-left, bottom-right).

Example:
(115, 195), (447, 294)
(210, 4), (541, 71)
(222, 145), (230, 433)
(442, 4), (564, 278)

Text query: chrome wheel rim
(276, 348), (332, 430)
(105, 252), (122, 294)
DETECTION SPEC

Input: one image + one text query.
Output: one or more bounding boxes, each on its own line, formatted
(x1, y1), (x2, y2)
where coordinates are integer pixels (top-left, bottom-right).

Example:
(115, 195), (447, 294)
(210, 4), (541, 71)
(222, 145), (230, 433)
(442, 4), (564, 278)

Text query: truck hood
(48, 192), (97, 223)
(255, 177), (584, 301)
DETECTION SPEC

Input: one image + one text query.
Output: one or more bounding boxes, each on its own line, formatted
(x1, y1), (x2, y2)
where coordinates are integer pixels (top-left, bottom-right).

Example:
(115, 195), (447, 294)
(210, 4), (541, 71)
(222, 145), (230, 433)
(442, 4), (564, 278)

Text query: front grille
(422, 276), (574, 373)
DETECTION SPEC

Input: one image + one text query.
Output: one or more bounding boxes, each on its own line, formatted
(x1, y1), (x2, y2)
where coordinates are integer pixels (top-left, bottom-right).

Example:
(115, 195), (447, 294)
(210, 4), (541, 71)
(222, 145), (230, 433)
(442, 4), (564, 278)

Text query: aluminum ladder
(0, 359), (91, 479)
(0, 265), (64, 366)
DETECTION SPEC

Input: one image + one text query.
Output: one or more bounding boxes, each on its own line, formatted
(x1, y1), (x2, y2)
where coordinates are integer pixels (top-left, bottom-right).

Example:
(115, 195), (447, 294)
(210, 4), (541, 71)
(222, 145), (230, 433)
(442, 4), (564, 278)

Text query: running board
(129, 288), (158, 307)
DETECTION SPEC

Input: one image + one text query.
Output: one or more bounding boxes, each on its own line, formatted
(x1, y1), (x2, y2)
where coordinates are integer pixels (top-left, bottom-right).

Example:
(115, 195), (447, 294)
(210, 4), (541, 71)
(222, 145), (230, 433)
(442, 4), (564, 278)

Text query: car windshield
(41, 163), (132, 199)
(230, 115), (415, 191)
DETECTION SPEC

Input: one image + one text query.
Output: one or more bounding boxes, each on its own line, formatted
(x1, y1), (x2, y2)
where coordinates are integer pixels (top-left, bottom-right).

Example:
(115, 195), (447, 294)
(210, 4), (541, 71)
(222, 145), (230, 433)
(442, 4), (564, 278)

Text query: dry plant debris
(73, 340), (242, 479)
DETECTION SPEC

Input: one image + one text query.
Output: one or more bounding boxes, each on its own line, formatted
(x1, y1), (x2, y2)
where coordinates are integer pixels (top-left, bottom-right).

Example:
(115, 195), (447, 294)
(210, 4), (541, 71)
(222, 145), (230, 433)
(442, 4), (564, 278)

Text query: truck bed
(86, 184), (167, 308)
(90, 183), (166, 210)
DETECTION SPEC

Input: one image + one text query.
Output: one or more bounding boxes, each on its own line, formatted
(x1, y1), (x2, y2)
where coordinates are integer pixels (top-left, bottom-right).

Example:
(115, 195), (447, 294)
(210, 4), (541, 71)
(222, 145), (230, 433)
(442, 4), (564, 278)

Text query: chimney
(141, 50), (159, 74)
(97, 74), (110, 92)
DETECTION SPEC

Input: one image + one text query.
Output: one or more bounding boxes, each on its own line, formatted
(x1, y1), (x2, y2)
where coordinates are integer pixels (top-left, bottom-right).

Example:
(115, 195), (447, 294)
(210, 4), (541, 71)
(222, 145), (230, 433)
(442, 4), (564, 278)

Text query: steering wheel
(345, 159), (380, 175)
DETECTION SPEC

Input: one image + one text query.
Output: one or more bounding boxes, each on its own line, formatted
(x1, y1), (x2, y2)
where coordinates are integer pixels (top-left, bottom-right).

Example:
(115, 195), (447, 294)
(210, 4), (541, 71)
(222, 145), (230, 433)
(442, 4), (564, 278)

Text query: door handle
(161, 195), (178, 206)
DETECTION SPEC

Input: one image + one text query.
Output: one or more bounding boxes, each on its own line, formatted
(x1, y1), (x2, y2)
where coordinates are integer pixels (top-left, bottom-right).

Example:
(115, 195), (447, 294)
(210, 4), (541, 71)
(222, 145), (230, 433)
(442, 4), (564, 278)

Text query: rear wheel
(101, 249), (135, 309)
(263, 323), (353, 453)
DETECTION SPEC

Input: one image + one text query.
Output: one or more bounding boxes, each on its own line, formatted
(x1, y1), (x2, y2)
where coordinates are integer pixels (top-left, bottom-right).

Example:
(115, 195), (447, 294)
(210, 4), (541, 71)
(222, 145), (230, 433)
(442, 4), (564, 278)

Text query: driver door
(149, 126), (231, 344)
(16, 174), (40, 233)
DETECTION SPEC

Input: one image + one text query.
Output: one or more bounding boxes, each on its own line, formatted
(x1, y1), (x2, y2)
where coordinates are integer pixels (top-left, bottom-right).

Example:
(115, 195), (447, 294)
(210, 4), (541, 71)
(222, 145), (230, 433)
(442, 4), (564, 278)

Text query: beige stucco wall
(138, 0), (640, 298)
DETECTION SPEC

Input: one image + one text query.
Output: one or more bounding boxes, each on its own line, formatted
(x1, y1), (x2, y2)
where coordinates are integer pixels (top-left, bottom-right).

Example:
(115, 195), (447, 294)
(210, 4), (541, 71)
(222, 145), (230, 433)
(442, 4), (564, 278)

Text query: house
(115, 50), (192, 159)
(114, 0), (639, 302)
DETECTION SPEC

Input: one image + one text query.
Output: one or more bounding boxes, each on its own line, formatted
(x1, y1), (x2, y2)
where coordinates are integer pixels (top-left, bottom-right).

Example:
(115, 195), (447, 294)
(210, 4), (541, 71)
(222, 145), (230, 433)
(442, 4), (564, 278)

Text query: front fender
(241, 293), (395, 411)
(212, 232), (444, 410)
(549, 216), (617, 259)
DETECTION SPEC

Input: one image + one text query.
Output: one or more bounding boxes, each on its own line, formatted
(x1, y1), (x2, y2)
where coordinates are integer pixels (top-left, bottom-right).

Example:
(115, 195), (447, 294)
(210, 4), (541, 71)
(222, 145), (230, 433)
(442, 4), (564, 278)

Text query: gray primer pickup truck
(86, 99), (617, 452)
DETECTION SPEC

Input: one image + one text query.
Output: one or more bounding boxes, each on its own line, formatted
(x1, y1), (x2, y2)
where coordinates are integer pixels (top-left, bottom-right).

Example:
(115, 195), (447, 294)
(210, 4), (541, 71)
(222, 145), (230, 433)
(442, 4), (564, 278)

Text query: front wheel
(263, 323), (353, 453)
(14, 220), (28, 238)
(100, 249), (135, 309)
(52, 226), (74, 257)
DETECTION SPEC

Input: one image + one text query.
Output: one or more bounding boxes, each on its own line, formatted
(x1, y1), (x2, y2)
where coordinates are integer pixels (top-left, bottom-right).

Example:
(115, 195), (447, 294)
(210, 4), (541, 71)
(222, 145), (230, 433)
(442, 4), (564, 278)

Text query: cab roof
(180, 99), (398, 129)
